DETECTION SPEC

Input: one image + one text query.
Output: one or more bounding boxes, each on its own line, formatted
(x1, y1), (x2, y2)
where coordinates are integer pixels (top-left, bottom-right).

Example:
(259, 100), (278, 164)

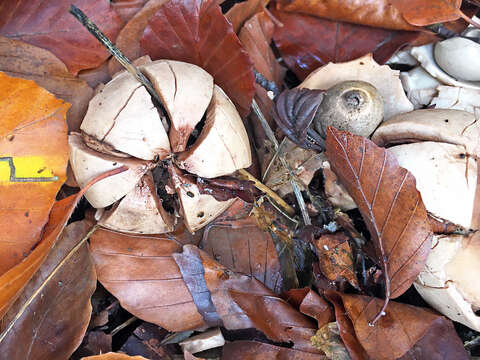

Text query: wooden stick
(238, 168), (295, 216)
(251, 99), (311, 225)
(69, 5), (164, 109)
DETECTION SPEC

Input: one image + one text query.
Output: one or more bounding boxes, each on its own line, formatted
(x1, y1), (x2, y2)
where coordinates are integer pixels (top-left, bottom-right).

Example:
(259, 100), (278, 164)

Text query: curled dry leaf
(273, 88), (325, 151)
(0, 0), (123, 74)
(274, 0), (417, 30)
(0, 221), (96, 360)
(81, 353), (149, 360)
(324, 291), (469, 360)
(226, 0), (268, 34)
(325, 128), (432, 323)
(272, 9), (425, 81)
(90, 230), (325, 353)
(299, 54), (413, 121)
(140, 0), (255, 117)
(196, 176), (259, 203)
(0, 36), (93, 131)
(0, 73), (69, 275)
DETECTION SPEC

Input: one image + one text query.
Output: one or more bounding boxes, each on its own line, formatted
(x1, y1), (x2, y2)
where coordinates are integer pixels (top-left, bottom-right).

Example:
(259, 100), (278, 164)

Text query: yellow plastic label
(0, 156), (58, 183)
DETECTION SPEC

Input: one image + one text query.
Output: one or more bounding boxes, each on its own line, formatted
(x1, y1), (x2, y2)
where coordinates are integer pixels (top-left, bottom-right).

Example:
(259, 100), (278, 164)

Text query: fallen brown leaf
(140, 0), (255, 117)
(226, 0), (268, 34)
(222, 341), (325, 359)
(274, 0), (417, 30)
(0, 72), (69, 275)
(313, 232), (359, 289)
(0, 36), (93, 131)
(0, 0), (123, 74)
(200, 216), (284, 293)
(108, 0), (170, 76)
(389, 0), (462, 27)
(82, 353), (149, 360)
(0, 167), (127, 320)
(325, 291), (469, 360)
(0, 221), (96, 360)
(271, 9), (425, 81)
(111, 0), (149, 23)
(91, 229), (324, 353)
(325, 128), (432, 324)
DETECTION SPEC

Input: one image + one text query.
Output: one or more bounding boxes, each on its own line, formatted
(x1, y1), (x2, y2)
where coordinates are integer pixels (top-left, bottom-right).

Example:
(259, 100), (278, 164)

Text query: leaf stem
(251, 99), (311, 225)
(69, 5), (165, 109)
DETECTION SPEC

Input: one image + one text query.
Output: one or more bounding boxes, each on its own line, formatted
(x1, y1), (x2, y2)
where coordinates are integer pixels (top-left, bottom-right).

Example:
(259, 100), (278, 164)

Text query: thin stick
(238, 168), (295, 216)
(251, 99), (311, 225)
(0, 225), (99, 344)
(262, 136), (286, 182)
(69, 5), (164, 108)
(110, 316), (137, 336)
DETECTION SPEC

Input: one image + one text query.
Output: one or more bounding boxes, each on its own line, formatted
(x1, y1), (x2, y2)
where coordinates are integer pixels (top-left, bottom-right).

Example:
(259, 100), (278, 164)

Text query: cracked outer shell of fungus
(70, 59), (252, 234)
(415, 234), (480, 331)
(98, 173), (174, 234)
(176, 85), (252, 179)
(299, 54), (413, 121)
(68, 133), (150, 209)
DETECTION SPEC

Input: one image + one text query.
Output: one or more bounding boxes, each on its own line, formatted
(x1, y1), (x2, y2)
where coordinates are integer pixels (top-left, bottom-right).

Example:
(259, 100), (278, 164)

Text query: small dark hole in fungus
(187, 191), (195, 198)
(197, 211), (205, 218)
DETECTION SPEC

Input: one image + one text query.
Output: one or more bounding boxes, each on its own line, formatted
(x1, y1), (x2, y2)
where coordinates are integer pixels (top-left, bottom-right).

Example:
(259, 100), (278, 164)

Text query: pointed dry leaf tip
(176, 86), (252, 178)
(80, 70), (171, 161)
(141, 60), (214, 153)
(68, 133), (150, 208)
(325, 127), (432, 325)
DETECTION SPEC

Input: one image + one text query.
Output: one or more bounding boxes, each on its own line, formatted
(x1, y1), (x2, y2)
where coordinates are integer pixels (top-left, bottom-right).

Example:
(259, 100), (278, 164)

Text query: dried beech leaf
(325, 128), (432, 321)
(272, 9), (425, 81)
(197, 177), (259, 203)
(274, 0), (418, 30)
(108, 0), (170, 76)
(226, 0), (268, 34)
(0, 167), (126, 320)
(389, 0), (462, 27)
(111, 0), (149, 23)
(91, 230), (324, 353)
(82, 354), (149, 360)
(0, 191), (87, 319)
(0, 73), (69, 275)
(0, 221), (96, 360)
(222, 341), (324, 359)
(313, 232), (359, 289)
(200, 217), (284, 293)
(0, 0), (123, 74)
(140, 0), (255, 117)
(324, 291), (469, 360)
(90, 228), (205, 331)
(0, 36), (93, 131)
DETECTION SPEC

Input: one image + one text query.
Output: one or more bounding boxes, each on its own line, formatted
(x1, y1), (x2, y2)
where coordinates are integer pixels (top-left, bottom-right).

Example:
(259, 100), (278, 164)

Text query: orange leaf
(389, 0), (462, 27)
(0, 72), (69, 275)
(0, 0), (123, 74)
(325, 128), (432, 324)
(140, 0), (255, 117)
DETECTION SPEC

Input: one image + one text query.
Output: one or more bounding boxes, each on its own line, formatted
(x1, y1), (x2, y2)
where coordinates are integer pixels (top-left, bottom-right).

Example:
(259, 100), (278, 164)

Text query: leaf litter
(0, 0), (479, 359)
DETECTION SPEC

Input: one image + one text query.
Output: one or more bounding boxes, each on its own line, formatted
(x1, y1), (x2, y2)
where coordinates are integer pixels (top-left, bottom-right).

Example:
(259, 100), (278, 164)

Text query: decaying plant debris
(0, 1), (480, 359)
